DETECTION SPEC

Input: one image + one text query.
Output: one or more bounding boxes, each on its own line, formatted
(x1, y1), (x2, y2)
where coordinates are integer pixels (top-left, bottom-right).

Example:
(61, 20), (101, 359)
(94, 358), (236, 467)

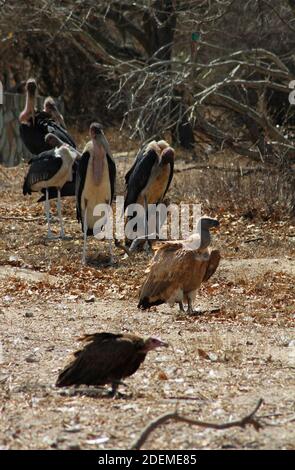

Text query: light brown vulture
(138, 217), (221, 314)
(56, 332), (168, 395)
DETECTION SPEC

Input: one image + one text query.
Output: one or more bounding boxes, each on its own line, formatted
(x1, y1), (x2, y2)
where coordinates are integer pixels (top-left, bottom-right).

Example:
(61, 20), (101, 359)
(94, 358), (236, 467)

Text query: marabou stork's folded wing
(55, 333), (141, 387)
(23, 151), (63, 195)
(20, 113), (76, 156)
(124, 147), (158, 210)
(37, 160), (77, 202)
(37, 112), (77, 149)
(107, 154), (116, 203)
(75, 151), (90, 224)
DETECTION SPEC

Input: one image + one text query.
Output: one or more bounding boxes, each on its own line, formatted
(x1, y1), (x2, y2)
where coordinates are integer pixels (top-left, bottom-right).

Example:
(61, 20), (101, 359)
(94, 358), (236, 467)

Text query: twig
(0, 216), (44, 222)
(131, 398), (264, 450)
(244, 237), (263, 243)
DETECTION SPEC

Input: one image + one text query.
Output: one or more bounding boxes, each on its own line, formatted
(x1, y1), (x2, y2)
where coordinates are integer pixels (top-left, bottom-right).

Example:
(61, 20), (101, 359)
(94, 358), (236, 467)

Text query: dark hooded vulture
(19, 78), (76, 156)
(76, 123), (116, 264)
(138, 217), (221, 314)
(124, 140), (175, 247)
(23, 145), (78, 239)
(56, 332), (168, 395)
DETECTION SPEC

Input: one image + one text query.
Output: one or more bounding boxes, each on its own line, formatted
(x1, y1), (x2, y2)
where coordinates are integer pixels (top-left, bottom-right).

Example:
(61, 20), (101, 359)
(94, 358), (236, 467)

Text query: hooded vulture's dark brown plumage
(56, 332), (168, 395)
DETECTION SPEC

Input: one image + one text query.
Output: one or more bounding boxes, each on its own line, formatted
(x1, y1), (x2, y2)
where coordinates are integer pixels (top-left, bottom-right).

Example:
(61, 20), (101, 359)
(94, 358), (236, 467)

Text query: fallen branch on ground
(0, 216), (44, 221)
(131, 398), (264, 450)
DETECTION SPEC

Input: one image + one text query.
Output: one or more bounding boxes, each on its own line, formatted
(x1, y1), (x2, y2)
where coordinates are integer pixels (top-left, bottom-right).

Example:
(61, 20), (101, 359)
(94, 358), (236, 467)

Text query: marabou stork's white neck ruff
(76, 123), (116, 264)
(23, 145), (77, 239)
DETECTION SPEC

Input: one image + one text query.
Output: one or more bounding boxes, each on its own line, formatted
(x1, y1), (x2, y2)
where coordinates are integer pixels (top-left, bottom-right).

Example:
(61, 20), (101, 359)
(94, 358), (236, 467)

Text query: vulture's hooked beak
(145, 337), (169, 351)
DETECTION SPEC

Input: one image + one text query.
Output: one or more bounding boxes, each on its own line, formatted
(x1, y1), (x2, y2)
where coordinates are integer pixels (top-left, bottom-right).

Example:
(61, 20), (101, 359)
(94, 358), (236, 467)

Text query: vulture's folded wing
(138, 244), (196, 307)
(202, 249), (221, 282)
(56, 333), (139, 387)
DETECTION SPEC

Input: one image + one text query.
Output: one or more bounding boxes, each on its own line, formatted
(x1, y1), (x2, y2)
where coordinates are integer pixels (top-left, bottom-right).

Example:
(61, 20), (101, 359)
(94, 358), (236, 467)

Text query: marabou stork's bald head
(19, 78), (37, 125)
(90, 122), (103, 140)
(26, 78), (37, 97)
(89, 122), (113, 159)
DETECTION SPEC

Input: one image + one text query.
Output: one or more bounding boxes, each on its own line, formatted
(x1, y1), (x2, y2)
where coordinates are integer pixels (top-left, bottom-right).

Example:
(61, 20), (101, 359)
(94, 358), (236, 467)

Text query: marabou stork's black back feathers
(37, 160), (78, 202)
(20, 112), (76, 155)
(55, 332), (147, 388)
(107, 154), (116, 203)
(23, 150), (63, 195)
(75, 151), (90, 226)
(124, 148), (158, 210)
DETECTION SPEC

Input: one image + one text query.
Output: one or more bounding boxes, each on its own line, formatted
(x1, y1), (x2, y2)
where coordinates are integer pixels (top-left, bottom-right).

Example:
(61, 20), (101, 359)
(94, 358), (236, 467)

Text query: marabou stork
(19, 78), (76, 155)
(43, 96), (66, 129)
(56, 332), (168, 396)
(76, 123), (116, 264)
(124, 140), (175, 249)
(23, 144), (78, 239)
(138, 217), (221, 314)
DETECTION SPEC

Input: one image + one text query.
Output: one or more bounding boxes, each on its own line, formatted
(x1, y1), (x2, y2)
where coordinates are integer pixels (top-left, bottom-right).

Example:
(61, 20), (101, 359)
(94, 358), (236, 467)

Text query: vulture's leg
(107, 382), (119, 398)
(187, 295), (202, 315)
(82, 206), (88, 265)
(45, 188), (55, 239)
(143, 196), (150, 253)
(57, 189), (66, 239)
(178, 301), (185, 312)
(187, 298), (194, 315)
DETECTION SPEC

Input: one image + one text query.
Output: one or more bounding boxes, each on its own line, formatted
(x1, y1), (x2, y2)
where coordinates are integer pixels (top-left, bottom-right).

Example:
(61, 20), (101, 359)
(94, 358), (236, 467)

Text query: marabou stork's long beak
(90, 122), (106, 185)
(26, 79), (37, 126)
(20, 78), (37, 125)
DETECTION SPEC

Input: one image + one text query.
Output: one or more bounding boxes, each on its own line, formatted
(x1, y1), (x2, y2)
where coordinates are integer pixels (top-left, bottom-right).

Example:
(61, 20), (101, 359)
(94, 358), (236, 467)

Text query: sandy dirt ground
(0, 142), (294, 450)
